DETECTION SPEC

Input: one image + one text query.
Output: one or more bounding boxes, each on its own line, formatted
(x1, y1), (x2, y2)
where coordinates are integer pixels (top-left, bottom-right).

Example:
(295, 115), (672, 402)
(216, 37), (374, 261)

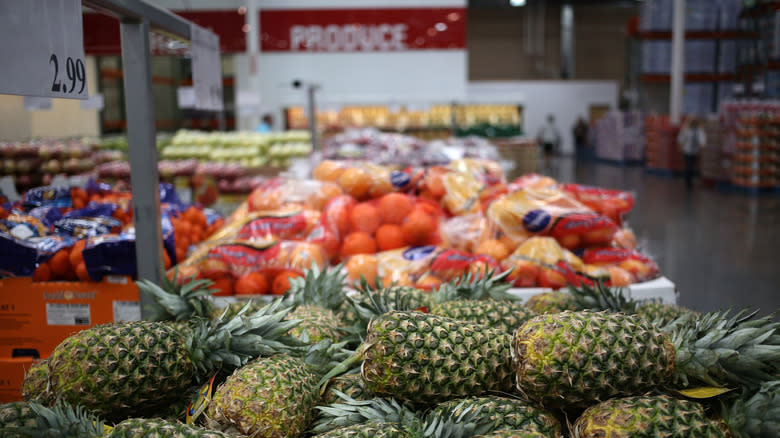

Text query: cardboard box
(0, 357), (34, 403)
(0, 276), (141, 359)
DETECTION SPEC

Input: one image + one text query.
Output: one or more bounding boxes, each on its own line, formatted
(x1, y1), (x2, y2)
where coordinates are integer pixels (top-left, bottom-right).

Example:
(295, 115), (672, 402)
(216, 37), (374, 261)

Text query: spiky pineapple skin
(0, 402), (37, 433)
(362, 311), (515, 404)
(429, 300), (537, 333)
(322, 373), (371, 405)
(572, 394), (730, 438)
(21, 359), (51, 403)
(512, 311), (674, 408)
(426, 396), (560, 437)
(342, 287), (433, 326)
(205, 354), (319, 438)
(287, 305), (345, 343)
(524, 291), (577, 314)
(313, 420), (412, 438)
(111, 418), (232, 438)
(635, 302), (694, 326)
(475, 431), (549, 438)
(47, 322), (195, 421)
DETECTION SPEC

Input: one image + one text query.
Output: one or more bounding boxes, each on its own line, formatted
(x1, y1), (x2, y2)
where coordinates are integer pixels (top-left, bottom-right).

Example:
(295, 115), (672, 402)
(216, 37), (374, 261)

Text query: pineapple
(424, 396), (561, 437)
(322, 373), (372, 405)
(474, 432), (549, 438)
(319, 310), (515, 405)
(635, 301), (692, 325)
(20, 359), (51, 404)
(428, 300), (537, 333)
(313, 393), (555, 437)
(0, 401), (103, 438)
(204, 353), (320, 438)
(573, 382), (780, 438)
(512, 309), (780, 408)
(0, 402), (37, 433)
(43, 298), (303, 421)
(431, 269), (515, 302)
(111, 418), (232, 437)
(284, 265), (349, 342)
(524, 291), (577, 314)
(344, 284), (433, 336)
(313, 420), (413, 438)
(288, 305), (345, 343)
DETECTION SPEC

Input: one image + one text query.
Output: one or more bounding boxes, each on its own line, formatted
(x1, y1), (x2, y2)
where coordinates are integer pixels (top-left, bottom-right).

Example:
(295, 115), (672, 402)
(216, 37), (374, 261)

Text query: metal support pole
(670, 0), (686, 124)
(247, 0), (261, 130)
(120, 18), (164, 305)
(560, 3), (575, 79)
(307, 84), (319, 150)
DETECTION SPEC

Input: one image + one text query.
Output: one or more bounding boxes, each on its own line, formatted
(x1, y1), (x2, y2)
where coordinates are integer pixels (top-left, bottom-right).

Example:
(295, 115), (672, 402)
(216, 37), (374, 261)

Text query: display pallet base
(507, 276), (677, 305)
(214, 276), (678, 307)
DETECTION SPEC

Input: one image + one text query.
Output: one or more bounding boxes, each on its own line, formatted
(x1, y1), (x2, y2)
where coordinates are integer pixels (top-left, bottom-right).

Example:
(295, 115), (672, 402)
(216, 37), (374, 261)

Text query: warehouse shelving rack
(81, 0), (222, 316)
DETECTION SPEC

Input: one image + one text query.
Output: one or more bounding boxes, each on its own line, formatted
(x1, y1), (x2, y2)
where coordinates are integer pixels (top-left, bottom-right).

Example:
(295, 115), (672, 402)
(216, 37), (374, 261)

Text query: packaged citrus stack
(192, 152), (657, 295)
(0, 181), (223, 283)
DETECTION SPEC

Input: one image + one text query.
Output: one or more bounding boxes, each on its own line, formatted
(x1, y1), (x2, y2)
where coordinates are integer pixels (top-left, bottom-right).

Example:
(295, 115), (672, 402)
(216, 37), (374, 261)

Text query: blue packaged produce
(24, 185), (72, 208)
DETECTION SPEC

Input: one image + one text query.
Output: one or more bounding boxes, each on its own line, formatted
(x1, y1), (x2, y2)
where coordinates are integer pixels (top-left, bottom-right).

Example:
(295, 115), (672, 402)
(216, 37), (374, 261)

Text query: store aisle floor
(542, 157), (780, 316)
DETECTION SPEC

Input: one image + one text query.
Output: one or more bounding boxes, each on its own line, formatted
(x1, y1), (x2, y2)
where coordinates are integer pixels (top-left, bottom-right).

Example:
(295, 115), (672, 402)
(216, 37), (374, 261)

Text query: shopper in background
(537, 114), (561, 169)
(677, 116), (706, 189)
(573, 116), (589, 160)
(256, 114), (274, 133)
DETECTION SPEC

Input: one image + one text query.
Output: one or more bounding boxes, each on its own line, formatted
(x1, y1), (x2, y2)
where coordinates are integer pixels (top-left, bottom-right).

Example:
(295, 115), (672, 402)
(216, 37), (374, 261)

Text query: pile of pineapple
(2, 267), (779, 438)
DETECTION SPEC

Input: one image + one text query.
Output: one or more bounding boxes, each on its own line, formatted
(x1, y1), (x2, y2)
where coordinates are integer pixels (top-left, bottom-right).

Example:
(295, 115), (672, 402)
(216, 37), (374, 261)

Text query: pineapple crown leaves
(303, 339), (357, 376)
(566, 280), (636, 313)
(312, 393), (509, 438)
(721, 380), (780, 438)
(432, 268), (515, 304)
(0, 401), (105, 438)
(669, 309), (780, 391)
(311, 393), (423, 435)
(137, 271), (217, 322)
(284, 264), (348, 311)
(189, 299), (307, 374)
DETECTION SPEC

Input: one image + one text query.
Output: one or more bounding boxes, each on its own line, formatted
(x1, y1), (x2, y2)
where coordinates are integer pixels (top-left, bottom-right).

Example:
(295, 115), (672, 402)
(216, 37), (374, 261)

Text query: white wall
(467, 80), (619, 154)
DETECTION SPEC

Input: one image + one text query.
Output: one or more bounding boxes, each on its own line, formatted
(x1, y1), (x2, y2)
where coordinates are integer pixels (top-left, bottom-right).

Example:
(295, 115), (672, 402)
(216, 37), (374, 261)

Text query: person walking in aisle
(573, 116), (589, 160)
(677, 116), (706, 189)
(537, 114), (561, 170)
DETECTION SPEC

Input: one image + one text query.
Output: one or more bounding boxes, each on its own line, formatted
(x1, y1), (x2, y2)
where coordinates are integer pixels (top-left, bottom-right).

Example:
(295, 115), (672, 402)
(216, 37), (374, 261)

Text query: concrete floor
(540, 157), (780, 317)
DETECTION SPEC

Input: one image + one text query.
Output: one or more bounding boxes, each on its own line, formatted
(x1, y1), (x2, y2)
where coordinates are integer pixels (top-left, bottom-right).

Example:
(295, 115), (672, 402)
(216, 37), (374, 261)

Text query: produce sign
(0, 0), (88, 99)
(260, 8), (466, 52)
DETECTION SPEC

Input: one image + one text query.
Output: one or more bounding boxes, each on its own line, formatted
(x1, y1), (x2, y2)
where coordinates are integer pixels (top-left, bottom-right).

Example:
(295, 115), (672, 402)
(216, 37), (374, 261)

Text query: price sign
(0, 0), (87, 99)
(177, 87), (196, 109)
(190, 24), (224, 111)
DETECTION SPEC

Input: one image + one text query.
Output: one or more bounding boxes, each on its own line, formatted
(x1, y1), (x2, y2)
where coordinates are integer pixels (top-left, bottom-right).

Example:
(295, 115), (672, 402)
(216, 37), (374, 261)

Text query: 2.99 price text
(49, 54), (86, 95)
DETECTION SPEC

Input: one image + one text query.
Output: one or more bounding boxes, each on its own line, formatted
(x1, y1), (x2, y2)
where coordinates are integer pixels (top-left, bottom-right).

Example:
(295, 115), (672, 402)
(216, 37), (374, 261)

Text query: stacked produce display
(3, 266), (778, 437)
(722, 101), (780, 190)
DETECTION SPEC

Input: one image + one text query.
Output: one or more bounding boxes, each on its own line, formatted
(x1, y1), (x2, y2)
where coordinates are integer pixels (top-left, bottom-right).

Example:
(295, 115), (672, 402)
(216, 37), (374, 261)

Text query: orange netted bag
(208, 209), (320, 243)
(500, 236), (591, 289)
(247, 177), (344, 213)
(179, 239), (328, 296)
(560, 183), (635, 225)
(486, 186), (619, 250)
(581, 247), (660, 286)
(312, 160), (410, 200)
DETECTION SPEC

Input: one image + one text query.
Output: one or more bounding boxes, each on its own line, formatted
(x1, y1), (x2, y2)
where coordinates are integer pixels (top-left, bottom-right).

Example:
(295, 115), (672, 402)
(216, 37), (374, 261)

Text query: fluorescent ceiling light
(510, 0), (527, 6)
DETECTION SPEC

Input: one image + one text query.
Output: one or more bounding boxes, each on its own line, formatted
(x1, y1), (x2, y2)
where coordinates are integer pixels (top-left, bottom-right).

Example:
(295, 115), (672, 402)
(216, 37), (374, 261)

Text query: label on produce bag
(46, 303), (90, 326)
(0, 0), (88, 99)
(112, 301), (141, 322)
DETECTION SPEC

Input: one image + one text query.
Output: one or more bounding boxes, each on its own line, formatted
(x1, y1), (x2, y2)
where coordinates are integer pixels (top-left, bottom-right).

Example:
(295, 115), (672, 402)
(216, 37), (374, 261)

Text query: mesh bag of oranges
(580, 247), (660, 286)
(312, 160), (414, 201)
(560, 183), (635, 225)
(176, 239), (328, 296)
(506, 173), (558, 192)
(500, 236), (592, 289)
(611, 227), (638, 249)
(317, 193), (444, 261)
(207, 208), (319, 244)
(345, 245), (501, 291)
(247, 177), (345, 213)
(486, 186), (619, 251)
(438, 213), (528, 262)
